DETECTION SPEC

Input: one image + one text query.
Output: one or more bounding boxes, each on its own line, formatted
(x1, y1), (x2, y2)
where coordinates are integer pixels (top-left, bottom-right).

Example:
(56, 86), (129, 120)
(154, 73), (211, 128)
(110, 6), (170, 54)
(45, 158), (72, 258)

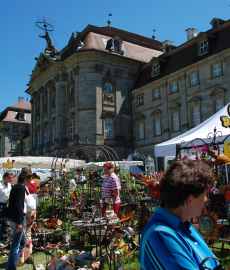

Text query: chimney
(185, 28), (197, 41)
(18, 97), (24, 102)
(162, 40), (174, 53)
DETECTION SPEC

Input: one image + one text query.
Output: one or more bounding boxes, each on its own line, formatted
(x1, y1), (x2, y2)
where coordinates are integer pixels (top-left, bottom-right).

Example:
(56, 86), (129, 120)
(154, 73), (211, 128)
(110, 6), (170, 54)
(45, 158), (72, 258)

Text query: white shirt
(80, 175), (86, 181)
(0, 181), (11, 203)
(69, 179), (76, 191)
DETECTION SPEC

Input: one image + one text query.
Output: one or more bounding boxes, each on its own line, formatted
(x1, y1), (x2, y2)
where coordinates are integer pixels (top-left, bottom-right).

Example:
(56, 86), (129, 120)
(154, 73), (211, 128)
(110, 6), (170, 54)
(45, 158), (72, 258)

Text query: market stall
(154, 103), (230, 157)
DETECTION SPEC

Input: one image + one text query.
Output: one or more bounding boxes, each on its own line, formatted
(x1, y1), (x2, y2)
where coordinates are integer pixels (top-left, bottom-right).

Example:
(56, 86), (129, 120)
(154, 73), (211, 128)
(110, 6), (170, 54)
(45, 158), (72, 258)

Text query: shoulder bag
(25, 187), (37, 212)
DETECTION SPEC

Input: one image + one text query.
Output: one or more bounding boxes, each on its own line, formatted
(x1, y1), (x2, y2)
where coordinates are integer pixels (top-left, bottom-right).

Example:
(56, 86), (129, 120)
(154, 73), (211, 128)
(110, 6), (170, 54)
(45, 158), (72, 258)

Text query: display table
(72, 218), (120, 257)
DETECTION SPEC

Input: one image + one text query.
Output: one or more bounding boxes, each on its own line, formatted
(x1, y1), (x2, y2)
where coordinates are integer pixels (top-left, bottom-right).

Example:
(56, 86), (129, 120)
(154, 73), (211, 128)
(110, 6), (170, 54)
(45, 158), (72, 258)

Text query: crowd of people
(0, 159), (225, 270)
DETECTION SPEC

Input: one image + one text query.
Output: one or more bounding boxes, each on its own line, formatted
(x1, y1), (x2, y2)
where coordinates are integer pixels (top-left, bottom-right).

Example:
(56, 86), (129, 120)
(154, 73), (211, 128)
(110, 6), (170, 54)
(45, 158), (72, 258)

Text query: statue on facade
(39, 31), (57, 53)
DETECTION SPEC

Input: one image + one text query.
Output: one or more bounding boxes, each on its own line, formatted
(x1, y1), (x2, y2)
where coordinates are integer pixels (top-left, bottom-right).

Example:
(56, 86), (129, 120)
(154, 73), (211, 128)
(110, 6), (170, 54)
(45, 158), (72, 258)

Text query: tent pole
(155, 157), (158, 173)
(225, 163), (229, 185)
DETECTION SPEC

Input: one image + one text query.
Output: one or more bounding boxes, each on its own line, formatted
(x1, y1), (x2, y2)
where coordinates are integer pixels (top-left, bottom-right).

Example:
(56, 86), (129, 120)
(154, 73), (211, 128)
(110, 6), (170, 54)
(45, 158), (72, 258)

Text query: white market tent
(154, 103), (230, 157)
(0, 156), (85, 170)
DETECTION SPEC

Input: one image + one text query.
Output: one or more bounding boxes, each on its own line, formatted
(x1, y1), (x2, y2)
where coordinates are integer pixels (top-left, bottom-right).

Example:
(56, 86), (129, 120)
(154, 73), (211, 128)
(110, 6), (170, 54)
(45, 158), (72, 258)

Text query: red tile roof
(9, 101), (31, 111)
(81, 32), (162, 62)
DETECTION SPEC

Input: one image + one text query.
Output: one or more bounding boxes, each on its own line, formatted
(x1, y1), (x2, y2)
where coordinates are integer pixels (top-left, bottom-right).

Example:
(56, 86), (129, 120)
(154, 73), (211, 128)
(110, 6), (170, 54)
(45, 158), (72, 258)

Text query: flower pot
(62, 233), (71, 242)
(46, 243), (58, 250)
(57, 241), (69, 250)
(68, 249), (80, 262)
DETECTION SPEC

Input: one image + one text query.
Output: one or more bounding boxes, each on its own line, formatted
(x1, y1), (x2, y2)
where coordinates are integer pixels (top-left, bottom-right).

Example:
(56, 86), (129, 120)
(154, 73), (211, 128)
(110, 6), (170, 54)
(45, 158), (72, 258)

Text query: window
(37, 133), (39, 149)
(44, 98), (47, 107)
(105, 118), (113, 139)
(155, 118), (161, 136)
(114, 40), (120, 52)
(44, 128), (47, 147)
(193, 106), (200, 127)
(12, 140), (17, 150)
(52, 125), (55, 144)
(12, 126), (18, 132)
(190, 74), (198, 86)
(138, 95), (143, 106)
(37, 103), (40, 111)
(19, 113), (24, 120)
(171, 82), (178, 93)
(70, 86), (74, 97)
(52, 93), (55, 103)
(173, 112), (179, 131)
(139, 123), (144, 140)
(70, 120), (74, 141)
(28, 141), (30, 148)
(213, 64), (221, 78)
(216, 99), (223, 112)
(152, 64), (158, 75)
(200, 40), (207, 53)
(153, 89), (159, 100)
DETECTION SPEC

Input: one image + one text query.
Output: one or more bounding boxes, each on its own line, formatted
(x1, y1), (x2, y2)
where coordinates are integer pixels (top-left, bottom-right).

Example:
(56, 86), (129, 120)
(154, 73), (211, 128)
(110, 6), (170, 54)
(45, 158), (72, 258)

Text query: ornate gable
(29, 53), (55, 84)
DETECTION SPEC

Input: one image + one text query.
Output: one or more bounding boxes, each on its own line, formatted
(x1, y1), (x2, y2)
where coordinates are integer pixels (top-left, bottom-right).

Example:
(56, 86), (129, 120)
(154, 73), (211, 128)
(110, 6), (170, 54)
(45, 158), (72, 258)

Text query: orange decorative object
(207, 149), (230, 166)
(148, 184), (161, 201)
(224, 187), (230, 201)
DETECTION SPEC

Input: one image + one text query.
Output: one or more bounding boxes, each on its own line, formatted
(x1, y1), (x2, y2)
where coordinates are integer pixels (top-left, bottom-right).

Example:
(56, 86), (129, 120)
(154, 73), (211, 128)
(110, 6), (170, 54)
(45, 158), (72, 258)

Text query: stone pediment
(29, 53), (55, 84)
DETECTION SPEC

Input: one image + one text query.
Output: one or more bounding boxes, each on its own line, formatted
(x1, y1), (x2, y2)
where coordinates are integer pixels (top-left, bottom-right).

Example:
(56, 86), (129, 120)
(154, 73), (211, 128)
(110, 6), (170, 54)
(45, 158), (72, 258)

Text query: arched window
(70, 86), (74, 97)
(52, 93), (55, 103)
(44, 98), (47, 107)
(52, 125), (55, 144)
(105, 118), (113, 139)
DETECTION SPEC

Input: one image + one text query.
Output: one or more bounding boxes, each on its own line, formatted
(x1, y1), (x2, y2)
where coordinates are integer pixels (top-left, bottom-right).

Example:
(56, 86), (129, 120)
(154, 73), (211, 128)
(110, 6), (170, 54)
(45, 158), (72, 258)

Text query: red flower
(55, 224), (58, 228)
(47, 222), (51, 228)
(51, 218), (56, 223)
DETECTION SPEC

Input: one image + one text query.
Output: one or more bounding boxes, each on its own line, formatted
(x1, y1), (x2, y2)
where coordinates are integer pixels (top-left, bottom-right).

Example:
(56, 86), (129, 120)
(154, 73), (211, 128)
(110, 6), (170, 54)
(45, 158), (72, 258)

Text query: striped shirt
(101, 173), (121, 205)
(139, 207), (219, 270)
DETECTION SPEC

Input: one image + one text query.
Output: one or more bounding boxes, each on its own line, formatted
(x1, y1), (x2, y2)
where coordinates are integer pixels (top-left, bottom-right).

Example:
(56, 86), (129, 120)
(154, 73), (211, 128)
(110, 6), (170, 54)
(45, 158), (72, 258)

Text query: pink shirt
(101, 173), (121, 205)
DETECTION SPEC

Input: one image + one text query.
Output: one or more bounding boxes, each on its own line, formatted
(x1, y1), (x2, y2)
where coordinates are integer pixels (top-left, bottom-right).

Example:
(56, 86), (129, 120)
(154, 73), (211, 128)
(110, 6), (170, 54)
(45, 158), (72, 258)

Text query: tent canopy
(0, 156), (85, 170)
(154, 103), (230, 157)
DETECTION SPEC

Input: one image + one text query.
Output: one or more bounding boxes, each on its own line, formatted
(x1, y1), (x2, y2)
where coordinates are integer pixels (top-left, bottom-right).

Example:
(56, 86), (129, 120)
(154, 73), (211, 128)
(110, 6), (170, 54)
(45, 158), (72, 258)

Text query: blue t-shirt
(139, 207), (219, 270)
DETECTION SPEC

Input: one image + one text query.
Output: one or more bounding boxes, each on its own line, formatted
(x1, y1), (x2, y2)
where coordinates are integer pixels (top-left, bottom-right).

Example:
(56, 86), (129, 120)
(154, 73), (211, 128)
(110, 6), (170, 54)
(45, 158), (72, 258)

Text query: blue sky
(0, 0), (229, 113)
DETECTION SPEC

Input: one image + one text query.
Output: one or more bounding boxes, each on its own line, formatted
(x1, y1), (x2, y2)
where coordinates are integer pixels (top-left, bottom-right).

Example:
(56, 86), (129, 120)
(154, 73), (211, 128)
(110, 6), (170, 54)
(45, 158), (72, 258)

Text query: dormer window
(106, 36), (124, 55)
(200, 40), (207, 53)
(210, 18), (225, 29)
(152, 64), (158, 75)
(151, 60), (160, 77)
(114, 40), (120, 52)
(197, 33), (214, 56)
(19, 112), (24, 121)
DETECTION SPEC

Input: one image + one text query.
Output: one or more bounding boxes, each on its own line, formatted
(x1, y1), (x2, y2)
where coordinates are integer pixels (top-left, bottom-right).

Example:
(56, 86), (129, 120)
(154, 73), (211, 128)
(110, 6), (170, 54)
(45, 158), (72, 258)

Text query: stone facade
(0, 98), (31, 157)
(26, 25), (162, 160)
(132, 18), (230, 158)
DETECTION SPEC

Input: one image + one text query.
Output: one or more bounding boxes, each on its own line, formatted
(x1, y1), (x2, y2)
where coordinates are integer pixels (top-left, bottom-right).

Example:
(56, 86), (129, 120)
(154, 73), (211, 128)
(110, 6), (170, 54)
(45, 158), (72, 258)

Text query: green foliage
(65, 173), (73, 180)
(36, 197), (53, 217)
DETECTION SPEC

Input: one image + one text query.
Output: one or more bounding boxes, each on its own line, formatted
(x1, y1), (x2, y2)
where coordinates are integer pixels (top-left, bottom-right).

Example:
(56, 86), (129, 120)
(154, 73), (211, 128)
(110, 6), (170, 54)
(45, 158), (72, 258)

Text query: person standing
(139, 159), (221, 270)
(6, 168), (33, 270)
(18, 172), (38, 265)
(69, 178), (76, 192)
(101, 162), (120, 216)
(0, 172), (13, 242)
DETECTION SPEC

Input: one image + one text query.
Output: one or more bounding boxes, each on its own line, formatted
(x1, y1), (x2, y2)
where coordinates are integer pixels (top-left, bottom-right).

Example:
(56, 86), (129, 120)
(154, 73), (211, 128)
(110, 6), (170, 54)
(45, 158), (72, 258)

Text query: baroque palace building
(131, 18), (230, 158)
(26, 24), (163, 160)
